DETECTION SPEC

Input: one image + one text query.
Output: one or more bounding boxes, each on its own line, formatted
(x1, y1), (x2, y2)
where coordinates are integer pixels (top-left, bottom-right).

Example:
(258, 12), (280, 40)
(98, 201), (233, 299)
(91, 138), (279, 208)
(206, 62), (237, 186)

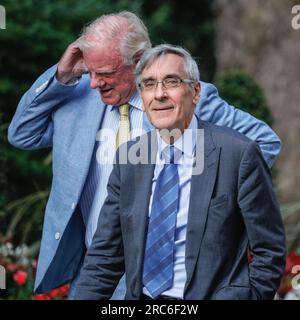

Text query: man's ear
(132, 50), (144, 65)
(192, 81), (201, 105)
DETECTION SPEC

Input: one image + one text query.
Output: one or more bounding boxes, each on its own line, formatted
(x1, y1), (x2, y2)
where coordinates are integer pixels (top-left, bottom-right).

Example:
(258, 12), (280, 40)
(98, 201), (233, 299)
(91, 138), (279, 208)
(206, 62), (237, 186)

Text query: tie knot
(163, 145), (181, 164)
(119, 104), (129, 117)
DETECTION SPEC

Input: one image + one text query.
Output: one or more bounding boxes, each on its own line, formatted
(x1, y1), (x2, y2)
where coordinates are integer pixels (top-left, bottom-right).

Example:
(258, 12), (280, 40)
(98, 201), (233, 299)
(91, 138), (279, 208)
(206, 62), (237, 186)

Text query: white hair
(135, 44), (200, 89)
(77, 11), (151, 65)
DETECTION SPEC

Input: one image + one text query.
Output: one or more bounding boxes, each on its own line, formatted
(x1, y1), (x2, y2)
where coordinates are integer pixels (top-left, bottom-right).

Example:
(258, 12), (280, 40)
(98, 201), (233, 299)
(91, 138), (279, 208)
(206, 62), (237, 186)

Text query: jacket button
(55, 232), (60, 240)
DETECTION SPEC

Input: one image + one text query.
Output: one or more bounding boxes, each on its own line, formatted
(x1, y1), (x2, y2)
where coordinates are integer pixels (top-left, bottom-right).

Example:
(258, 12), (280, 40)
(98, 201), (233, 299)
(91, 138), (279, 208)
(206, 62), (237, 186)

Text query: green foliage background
(215, 70), (274, 127)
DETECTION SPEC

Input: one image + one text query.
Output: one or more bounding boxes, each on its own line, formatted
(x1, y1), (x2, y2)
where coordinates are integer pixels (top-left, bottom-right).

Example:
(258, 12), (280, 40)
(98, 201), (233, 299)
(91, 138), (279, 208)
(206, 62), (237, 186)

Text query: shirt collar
(157, 114), (198, 161)
(107, 90), (142, 111)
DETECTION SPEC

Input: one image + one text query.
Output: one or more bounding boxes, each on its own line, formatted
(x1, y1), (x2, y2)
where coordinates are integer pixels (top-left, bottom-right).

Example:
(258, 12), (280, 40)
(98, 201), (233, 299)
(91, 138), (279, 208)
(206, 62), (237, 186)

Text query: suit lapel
(72, 90), (107, 198)
(132, 131), (157, 292)
(184, 122), (221, 291)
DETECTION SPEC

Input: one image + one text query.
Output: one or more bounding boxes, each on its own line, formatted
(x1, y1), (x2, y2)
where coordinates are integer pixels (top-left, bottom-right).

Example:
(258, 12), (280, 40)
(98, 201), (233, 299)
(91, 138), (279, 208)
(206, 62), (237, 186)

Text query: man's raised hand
(56, 40), (88, 84)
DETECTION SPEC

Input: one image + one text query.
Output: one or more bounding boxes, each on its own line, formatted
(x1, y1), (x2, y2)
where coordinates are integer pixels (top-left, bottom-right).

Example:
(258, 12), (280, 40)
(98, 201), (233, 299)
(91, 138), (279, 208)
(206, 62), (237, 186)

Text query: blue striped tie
(143, 145), (180, 298)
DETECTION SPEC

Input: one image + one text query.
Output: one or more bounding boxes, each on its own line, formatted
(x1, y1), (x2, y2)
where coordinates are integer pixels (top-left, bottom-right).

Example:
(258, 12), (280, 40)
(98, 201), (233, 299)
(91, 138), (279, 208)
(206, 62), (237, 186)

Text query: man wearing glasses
(74, 44), (286, 300)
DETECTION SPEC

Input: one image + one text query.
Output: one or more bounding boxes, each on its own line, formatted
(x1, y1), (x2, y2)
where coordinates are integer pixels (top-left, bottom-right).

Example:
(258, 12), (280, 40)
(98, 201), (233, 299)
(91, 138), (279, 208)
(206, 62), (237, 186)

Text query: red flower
(33, 284), (70, 300)
(277, 251), (300, 298)
(48, 288), (61, 299)
(34, 294), (51, 300)
(286, 251), (300, 274)
(13, 271), (28, 286)
(59, 284), (70, 296)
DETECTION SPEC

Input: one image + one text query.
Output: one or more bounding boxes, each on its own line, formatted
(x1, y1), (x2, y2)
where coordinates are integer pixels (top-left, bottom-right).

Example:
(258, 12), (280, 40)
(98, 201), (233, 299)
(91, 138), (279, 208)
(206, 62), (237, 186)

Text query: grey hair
(135, 44), (200, 90)
(77, 11), (151, 65)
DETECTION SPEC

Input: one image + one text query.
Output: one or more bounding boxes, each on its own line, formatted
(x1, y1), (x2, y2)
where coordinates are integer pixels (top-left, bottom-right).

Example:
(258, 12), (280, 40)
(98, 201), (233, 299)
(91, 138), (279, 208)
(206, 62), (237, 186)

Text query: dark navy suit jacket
(74, 119), (286, 300)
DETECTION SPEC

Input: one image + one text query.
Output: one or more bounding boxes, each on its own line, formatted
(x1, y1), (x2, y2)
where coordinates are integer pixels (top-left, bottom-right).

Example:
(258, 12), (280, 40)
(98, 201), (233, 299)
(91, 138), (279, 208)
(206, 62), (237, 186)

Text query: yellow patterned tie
(116, 104), (130, 148)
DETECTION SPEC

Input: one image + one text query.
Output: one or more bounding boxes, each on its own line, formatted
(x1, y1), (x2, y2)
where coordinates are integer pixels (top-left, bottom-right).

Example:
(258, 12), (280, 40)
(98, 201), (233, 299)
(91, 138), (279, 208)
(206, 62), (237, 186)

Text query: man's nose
(154, 82), (168, 100)
(90, 74), (105, 89)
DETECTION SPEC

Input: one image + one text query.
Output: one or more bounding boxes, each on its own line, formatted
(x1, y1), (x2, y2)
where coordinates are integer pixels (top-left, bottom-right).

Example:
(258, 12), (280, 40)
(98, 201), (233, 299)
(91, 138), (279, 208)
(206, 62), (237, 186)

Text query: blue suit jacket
(74, 121), (286, 300)
(8, 65), (281, 293)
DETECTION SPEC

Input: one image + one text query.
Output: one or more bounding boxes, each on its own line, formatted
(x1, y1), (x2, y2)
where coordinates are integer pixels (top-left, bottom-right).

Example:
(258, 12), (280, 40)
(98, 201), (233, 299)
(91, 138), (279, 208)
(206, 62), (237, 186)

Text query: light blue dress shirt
(143, 115), (198, 299)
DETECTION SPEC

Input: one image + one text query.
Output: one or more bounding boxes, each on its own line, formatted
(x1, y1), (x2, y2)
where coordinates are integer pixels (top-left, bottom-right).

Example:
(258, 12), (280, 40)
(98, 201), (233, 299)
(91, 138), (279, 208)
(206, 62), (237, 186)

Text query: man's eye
(165, 78), (179, 86)
(144, 81), (155, 88)
(96, 72), (114, 77)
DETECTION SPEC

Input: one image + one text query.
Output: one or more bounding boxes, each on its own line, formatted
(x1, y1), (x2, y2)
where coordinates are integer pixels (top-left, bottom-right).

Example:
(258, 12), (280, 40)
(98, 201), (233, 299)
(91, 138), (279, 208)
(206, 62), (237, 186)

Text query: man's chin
(100, 96), (119, 106)
(150, 118), (174, 130)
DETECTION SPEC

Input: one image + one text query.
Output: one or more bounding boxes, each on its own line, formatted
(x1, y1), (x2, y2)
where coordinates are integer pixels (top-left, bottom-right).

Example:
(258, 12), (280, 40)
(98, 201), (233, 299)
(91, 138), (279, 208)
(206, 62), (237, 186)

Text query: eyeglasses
(139, 76), (195, 91)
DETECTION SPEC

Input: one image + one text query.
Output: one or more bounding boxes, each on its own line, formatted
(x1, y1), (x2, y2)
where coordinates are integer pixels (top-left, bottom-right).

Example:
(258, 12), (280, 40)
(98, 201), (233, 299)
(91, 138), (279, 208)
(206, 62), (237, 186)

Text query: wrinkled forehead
(82, 42), (124, 69)
(83, 37), (121, 56)
(142, 53), (187, 78)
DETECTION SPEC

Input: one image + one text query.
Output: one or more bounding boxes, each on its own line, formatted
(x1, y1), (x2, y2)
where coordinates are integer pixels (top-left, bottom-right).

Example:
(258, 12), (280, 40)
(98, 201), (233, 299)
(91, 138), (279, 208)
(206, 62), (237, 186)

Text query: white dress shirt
(143, 115), (198, 299)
